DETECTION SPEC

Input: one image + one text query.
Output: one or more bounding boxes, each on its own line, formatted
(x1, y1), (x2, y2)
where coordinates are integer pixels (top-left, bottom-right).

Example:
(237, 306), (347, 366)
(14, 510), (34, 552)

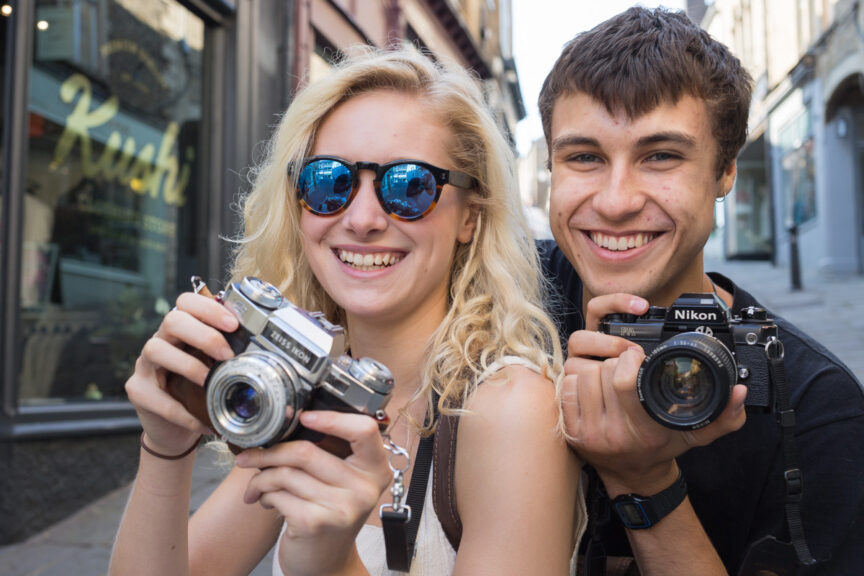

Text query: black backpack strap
(768, 340), (816, 566)
(739, 338), (818, 575)
(432, 412), (463, 551)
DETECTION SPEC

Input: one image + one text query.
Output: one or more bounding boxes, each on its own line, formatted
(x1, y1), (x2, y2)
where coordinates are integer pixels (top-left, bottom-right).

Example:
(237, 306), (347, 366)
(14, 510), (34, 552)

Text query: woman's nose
(341, 173), (389, 236)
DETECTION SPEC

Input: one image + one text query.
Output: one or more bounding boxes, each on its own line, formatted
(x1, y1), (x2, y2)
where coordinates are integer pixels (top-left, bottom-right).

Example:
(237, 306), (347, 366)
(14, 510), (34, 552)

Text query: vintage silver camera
(201, 276), (393, 452)
(599, 293), (776, 430)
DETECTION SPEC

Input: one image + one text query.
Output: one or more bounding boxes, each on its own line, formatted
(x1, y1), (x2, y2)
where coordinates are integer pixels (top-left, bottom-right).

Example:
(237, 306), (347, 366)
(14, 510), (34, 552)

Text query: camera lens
(225, 383), (260, 422)
(637, 332), (737, 430)
(205, 351), (309, 449)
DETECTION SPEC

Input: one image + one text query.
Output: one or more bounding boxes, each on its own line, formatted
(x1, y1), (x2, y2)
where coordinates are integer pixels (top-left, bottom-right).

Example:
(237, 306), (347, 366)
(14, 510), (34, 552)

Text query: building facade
(0, 0), (522, 544)
(703, 0), (864, 277)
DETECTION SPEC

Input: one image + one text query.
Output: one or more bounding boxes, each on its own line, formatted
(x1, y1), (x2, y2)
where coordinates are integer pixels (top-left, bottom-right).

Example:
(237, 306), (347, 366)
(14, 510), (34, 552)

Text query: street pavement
(1, 255), (862, 576)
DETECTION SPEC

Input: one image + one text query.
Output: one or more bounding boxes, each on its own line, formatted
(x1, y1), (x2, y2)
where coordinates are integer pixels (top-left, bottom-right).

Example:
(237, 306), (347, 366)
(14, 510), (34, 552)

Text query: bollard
(788, 223), (802, 291)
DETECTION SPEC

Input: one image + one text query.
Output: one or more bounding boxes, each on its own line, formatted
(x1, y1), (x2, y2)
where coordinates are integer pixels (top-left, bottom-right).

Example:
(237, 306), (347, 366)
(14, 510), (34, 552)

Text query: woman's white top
(273, 357), (587, 575)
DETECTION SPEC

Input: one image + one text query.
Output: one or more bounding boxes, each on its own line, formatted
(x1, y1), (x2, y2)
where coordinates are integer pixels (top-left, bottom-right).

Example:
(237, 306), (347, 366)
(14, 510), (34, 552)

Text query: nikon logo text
(674, 310), (718, 321)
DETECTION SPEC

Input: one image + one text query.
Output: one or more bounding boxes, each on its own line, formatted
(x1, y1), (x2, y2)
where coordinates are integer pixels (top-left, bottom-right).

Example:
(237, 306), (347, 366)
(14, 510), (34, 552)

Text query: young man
(537, 7), (864, 575)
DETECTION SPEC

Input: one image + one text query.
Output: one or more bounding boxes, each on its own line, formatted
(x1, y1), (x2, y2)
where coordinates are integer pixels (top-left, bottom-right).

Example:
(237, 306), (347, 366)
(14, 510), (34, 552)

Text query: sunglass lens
(298, 159), (353, 214)
(380, 163), (438, 220)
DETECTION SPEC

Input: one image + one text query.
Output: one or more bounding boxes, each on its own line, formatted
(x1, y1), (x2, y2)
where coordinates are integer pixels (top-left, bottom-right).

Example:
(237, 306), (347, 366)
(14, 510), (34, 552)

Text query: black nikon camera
(599, 293), (776, 430)
(167, 276), (393, 455)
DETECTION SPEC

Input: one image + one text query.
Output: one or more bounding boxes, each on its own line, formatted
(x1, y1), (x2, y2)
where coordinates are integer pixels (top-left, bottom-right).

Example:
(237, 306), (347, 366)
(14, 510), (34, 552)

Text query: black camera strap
(381, 399), (438, 573)
(381, 433), (435, 572)
(765, 338), (816, 567)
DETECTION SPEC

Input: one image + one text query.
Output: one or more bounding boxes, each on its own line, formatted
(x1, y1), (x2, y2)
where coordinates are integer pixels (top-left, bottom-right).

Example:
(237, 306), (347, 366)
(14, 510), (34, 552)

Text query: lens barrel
(205, 351), (307, 449)
(637, 332), (737, 430)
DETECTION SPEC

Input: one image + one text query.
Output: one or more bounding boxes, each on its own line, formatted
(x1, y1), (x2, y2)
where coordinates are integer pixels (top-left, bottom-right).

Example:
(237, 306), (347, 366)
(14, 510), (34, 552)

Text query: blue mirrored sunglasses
(291, 156), (476, 221)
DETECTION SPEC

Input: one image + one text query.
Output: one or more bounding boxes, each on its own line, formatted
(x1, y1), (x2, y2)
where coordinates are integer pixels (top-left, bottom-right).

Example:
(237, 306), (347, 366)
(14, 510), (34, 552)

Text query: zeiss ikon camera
(599, 293), (776, 430)
(169, 277), (393, 454)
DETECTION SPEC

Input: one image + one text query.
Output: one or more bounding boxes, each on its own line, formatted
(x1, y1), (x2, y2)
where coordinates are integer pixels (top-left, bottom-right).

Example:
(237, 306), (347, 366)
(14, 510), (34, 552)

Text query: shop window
(725, 135), (772, 259)
(778, 109), (816, 227)
(19, 0), (205, 406)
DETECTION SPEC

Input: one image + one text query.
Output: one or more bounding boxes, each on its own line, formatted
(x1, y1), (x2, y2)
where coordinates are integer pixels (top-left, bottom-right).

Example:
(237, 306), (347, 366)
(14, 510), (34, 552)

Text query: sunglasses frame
(291, 155), (477, 221)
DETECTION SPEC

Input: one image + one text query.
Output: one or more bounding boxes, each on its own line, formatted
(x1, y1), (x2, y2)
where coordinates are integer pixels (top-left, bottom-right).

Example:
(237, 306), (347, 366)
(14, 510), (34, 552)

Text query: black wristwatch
(611, 470), (688, 530)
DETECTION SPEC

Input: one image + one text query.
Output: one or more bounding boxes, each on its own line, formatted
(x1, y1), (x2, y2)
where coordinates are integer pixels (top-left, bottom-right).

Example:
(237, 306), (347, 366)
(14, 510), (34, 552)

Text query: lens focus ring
(637, 332), (737, 430)
(205, 351), (304, 448)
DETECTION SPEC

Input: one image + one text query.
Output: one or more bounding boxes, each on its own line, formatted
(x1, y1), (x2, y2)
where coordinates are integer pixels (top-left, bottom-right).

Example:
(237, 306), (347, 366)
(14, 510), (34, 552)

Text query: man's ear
(457, 205), (480, 244)
(717, 159), (738, 199)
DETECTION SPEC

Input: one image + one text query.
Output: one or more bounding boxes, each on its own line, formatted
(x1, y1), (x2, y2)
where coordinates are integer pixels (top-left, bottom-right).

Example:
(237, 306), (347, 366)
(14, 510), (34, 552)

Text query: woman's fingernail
(222, 315), (237, 330)
(301, 411), (318, 424)
(235, 452), (248, 465)
(630, 297), (648, 312)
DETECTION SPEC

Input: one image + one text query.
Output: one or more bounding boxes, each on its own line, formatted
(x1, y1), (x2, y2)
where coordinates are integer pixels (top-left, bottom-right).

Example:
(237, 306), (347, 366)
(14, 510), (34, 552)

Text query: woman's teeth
(338, 249), (402, 271)
(590, 232), (657, 251)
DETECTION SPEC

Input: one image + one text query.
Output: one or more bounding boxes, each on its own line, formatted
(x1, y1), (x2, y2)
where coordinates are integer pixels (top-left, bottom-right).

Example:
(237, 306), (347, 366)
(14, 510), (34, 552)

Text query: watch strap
(611, 470), (687, 530)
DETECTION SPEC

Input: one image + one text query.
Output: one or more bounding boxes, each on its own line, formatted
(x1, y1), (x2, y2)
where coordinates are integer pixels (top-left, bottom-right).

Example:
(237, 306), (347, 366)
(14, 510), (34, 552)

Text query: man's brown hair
(538, 7), (753, 178)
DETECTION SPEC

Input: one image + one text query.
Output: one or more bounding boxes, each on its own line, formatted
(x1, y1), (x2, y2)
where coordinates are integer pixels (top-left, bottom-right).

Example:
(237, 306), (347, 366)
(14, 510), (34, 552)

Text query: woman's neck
(345, 304), (446, 400)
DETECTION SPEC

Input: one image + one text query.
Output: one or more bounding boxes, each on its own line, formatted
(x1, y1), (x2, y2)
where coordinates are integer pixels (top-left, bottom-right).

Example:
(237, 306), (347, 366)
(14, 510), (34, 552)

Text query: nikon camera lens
(637, 332), (738, 430)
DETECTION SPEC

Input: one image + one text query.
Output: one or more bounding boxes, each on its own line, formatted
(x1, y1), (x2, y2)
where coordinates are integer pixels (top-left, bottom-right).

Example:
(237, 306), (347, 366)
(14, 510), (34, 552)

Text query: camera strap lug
(381, 437), (412, 519)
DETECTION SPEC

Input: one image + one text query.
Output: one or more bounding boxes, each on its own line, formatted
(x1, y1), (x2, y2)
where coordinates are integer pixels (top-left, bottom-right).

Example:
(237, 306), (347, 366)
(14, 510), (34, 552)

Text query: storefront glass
(19, 0), (205, 405)
(778, 109), (816, 227)
(725, 135), (772, 259)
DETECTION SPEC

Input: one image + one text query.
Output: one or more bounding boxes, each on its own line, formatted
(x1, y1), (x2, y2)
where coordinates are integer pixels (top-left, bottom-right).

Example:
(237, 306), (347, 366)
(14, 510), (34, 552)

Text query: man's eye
(567, 153), (600, 163)
(647, 152), (681, 162)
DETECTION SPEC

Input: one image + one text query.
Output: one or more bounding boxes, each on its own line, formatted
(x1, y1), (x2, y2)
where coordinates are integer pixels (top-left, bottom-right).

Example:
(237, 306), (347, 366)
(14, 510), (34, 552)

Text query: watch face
(614, 500), (651, 529)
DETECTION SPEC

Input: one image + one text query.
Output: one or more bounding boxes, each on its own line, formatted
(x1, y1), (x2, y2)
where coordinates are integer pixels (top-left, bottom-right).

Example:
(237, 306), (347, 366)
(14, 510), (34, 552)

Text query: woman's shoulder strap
(431, 357), (544, 551)
(432, 412), (462, 551)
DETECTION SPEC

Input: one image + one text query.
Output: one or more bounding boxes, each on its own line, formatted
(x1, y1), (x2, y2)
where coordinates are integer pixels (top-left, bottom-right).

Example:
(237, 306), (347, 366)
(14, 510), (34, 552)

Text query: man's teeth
(590, 232), (657, 251)
(338, 249), (402, 270)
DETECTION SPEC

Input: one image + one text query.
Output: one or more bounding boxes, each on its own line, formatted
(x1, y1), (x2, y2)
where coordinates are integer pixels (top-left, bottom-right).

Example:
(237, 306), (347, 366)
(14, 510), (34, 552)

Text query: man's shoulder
(536, 239), (569, 272)
(535, 239), (584, 337)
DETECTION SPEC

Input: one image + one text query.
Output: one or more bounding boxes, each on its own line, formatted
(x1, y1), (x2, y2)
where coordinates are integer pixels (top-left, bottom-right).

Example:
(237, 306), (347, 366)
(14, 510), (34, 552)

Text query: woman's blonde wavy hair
(230, 46), (563, 432)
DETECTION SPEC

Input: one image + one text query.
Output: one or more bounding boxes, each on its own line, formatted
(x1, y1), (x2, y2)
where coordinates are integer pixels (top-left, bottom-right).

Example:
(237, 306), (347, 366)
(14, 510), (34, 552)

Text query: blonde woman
(112, 47), (583, 576)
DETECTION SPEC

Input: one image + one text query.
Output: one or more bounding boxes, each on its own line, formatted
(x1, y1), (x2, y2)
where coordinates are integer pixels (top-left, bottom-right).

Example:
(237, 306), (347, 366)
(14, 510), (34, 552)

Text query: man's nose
(591, 164), (647, 220)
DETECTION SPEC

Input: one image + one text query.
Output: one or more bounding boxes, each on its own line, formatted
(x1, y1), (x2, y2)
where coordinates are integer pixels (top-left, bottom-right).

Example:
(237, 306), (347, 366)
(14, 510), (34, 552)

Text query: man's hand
(562, 293), (747, 496)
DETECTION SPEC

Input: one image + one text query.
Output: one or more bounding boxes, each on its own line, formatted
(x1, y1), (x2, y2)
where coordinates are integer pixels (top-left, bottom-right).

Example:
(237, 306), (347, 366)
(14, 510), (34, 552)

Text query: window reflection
(20, 0), (205, 405)
(779, 110), (816, 227)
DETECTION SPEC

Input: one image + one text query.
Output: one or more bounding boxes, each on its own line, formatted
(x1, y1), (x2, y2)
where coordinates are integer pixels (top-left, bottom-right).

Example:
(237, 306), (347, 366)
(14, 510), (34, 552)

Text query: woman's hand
(236, 410), (391, 576)
(124, 291), (239, 456)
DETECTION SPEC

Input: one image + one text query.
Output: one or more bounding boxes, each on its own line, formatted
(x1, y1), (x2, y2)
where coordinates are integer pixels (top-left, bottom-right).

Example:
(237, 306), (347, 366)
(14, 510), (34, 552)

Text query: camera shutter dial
(239, 277), (284, 310)
(348, 357), (395, 393)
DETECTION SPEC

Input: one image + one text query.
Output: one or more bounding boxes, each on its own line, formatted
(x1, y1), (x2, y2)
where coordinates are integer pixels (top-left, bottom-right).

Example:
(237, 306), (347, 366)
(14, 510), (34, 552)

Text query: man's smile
(588, 231), (659, 252)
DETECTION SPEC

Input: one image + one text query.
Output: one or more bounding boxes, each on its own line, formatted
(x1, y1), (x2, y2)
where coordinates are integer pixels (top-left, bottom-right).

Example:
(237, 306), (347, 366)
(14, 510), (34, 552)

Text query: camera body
(169, 277), (393, 454)
(599, 293), (776, 430)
